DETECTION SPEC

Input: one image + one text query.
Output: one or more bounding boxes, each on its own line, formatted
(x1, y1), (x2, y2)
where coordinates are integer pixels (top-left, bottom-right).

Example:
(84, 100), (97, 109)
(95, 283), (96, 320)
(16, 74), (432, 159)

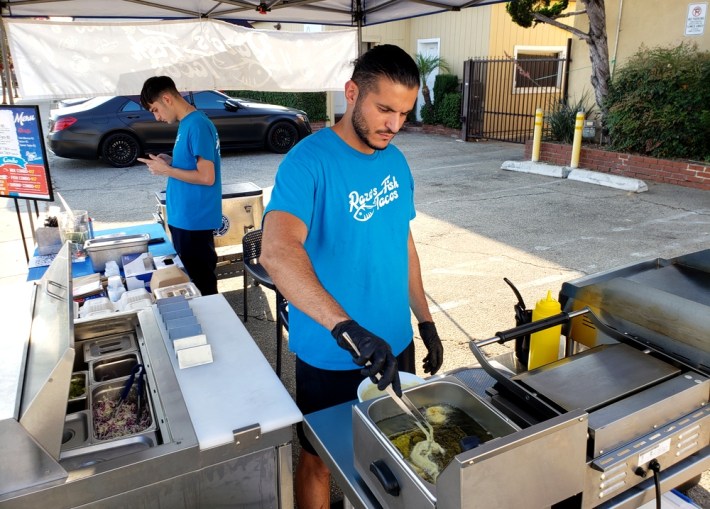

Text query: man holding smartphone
(138, 76), (222, 295)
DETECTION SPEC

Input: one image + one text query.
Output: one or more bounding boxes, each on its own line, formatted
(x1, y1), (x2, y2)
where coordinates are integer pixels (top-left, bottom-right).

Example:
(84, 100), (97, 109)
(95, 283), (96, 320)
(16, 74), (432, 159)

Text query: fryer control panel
(584, 405), (710, 503)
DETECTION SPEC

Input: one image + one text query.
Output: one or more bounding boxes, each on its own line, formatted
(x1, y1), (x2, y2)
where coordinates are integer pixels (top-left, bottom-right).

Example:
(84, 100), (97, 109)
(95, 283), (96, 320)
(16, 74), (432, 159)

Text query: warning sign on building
(686, 3), (707, 35)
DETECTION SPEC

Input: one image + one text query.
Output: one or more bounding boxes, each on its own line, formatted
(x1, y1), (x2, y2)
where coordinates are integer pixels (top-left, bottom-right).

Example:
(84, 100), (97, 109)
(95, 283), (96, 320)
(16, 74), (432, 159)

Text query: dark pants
(295, 341), (416, 455)
(169, 225), (218, 296)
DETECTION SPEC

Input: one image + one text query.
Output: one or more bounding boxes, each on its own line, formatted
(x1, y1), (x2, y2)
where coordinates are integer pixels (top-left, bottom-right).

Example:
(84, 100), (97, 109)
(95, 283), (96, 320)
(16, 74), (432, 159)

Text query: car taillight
(52, 117), (77, 132)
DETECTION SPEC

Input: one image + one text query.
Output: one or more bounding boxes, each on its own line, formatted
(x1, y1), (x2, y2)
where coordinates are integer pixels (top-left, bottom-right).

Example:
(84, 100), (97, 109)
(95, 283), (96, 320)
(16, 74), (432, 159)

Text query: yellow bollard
(532, 108), (543, 162)
(570, 111), (585, 168)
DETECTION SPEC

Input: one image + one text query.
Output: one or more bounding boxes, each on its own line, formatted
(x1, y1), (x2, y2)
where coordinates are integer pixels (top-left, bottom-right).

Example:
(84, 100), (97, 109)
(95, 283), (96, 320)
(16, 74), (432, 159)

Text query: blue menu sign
(0, 104), (54, 201)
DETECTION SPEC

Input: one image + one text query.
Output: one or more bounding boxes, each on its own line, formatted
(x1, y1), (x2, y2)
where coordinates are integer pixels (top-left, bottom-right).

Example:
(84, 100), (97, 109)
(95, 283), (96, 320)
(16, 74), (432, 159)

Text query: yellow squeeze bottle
(527, 290), (562, 370)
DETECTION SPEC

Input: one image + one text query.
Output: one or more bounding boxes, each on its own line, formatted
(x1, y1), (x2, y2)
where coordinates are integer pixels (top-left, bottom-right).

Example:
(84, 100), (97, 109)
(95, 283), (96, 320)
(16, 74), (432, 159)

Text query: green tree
(415, 53), (451, 112)
(506, 0), (611, 118)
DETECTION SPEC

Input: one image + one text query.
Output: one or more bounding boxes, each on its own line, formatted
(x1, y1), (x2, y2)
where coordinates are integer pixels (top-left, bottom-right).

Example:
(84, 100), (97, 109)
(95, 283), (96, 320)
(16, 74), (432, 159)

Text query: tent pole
(357, 22), (362, 56)
(0, 20), (15, 105)
(355, 0), (363, 56)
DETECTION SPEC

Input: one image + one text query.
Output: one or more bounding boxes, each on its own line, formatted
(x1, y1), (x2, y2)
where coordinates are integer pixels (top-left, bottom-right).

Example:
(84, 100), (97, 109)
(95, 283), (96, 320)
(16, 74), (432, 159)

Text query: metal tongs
(114, 363), (146, 417)
(342, 332), (429, 429)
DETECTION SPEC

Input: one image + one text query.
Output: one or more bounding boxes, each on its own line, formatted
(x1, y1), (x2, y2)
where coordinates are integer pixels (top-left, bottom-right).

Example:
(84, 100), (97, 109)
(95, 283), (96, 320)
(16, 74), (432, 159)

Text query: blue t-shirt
(167, 110), (222, 230)
(265, 128), (416, 370)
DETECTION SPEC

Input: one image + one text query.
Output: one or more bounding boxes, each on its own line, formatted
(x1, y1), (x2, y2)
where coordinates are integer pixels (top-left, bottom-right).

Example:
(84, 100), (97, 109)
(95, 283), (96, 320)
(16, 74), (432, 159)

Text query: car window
(192, 91), (226, 110)
(121, 98), (143, 112)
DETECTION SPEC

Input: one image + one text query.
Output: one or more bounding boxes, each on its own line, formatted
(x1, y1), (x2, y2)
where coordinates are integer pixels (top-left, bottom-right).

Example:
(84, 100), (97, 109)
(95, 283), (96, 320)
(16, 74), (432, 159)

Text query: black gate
(461, 44), (570, 144)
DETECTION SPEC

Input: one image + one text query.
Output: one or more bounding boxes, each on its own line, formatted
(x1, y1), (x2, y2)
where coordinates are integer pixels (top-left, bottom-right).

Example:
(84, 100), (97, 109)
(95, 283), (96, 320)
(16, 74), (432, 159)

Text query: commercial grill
(349, 248), (710, 508)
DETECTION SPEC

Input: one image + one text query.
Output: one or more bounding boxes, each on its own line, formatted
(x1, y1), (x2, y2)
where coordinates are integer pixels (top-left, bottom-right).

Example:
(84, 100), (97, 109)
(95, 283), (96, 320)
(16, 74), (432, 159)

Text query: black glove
(331, 319), (402, 396)
(418, 321), (443, 375)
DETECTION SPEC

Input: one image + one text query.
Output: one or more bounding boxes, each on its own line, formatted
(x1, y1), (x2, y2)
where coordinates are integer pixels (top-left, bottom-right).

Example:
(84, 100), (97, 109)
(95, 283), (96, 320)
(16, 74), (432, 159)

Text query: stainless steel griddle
(513, 343), (680, 412)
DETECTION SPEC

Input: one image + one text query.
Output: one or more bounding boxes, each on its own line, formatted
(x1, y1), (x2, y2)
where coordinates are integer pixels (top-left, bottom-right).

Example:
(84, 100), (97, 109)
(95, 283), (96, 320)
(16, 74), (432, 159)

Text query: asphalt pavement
(1, 116), (709, 506)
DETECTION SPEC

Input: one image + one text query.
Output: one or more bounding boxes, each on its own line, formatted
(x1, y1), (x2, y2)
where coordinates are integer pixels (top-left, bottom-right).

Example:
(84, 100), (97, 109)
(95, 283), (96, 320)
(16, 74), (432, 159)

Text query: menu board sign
(0, 104), (54, 201)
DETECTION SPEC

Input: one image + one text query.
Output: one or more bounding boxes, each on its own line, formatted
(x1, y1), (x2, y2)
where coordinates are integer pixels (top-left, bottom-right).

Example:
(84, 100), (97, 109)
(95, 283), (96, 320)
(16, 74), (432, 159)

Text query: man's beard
(352, 97), (394, 151)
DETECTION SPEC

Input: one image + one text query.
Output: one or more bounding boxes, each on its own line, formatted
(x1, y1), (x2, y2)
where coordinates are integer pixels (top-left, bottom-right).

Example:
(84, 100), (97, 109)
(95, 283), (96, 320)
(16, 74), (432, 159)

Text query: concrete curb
(501, 161), (648, 193)
(567, 168), (648, 193)
(501, 160), (570, 178)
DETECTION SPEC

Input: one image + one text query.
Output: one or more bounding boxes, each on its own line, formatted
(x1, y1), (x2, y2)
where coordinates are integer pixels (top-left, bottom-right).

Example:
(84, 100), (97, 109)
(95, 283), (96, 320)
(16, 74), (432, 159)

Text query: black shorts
(295, 341), (416, 456)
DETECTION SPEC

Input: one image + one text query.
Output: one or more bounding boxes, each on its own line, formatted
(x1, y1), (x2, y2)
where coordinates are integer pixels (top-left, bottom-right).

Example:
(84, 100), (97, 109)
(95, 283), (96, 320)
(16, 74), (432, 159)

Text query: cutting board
(154, 294), (302, 450)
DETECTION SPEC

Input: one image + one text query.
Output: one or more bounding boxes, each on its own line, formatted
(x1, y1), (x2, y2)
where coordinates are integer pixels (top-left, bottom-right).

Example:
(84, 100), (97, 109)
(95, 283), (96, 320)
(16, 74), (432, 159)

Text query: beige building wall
(568, 0), (710, 108)
(407, 8), (493, 79)
(487, 2), (571, 58)
(361, 22), (410, 51)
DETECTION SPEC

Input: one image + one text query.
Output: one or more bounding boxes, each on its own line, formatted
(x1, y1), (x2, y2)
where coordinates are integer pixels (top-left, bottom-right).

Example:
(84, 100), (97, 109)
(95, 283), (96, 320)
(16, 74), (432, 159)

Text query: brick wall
(524, 141), (710, 191)
(310, 120), (327, 132)
(403, 124), (461, 138)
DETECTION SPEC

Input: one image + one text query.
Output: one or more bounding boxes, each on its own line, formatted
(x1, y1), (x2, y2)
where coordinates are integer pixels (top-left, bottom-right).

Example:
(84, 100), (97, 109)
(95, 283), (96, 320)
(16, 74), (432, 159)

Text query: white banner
(4, 18), (358, 99)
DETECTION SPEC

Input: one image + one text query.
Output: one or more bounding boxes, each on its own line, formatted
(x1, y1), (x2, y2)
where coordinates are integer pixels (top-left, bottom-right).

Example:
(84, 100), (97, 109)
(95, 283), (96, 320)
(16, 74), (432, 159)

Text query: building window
(513, 46), (566, 93)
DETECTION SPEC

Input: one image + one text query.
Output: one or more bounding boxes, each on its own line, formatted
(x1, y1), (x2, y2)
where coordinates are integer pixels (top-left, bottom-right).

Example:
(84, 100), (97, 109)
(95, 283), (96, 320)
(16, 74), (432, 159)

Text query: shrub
(438, 93), (462, 129)
(433, 74), (459, 123)
(545, 94), (595, 143)
(605, 43), (710, 161)
(420, 103), (437, 125)
(225, 90), (328, 121)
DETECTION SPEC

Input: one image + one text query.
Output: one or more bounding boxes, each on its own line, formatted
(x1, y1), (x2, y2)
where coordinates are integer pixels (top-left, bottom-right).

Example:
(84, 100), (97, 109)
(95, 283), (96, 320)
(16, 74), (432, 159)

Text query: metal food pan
(90, 378), (157, 443)
(89, 352), (140, 384)
(61, 410), (92, 452)
(83, 333), (137, 362)
(67, 371), (89, 414)
(59, 433), (158, 472)
(85, 233), (150, 272)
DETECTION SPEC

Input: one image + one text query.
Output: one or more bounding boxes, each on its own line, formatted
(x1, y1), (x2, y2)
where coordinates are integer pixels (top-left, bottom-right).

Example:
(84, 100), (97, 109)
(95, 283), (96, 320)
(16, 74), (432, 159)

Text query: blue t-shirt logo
(348, 175), (400, 222)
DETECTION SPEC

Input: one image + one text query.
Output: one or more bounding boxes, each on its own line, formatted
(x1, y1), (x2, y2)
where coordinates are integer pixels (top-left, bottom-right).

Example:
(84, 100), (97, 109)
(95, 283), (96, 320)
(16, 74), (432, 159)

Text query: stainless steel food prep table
(1, 243), (301, 508)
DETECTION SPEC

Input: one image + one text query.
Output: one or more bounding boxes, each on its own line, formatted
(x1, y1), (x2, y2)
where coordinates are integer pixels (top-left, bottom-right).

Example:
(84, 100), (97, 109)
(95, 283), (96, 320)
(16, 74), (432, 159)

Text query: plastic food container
(357, 372), (425, 402)
(85, 234), (150, 272)
(117, 288), (154, 312)
(79, 297), (114, 319)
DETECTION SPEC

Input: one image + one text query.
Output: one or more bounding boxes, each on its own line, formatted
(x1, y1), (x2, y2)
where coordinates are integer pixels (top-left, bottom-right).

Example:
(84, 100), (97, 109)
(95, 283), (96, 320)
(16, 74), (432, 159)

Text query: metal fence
(461, 46), (570, 144)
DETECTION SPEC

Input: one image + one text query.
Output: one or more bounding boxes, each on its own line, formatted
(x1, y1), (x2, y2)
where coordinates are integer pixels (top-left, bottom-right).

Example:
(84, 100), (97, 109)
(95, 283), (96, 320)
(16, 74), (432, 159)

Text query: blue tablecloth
(27, 223), (175, 281)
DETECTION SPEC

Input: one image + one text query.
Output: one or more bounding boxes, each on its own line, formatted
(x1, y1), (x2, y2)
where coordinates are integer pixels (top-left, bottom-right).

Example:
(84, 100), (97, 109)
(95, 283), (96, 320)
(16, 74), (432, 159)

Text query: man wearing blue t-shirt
(261, 45), (444, 509)
(138, 76), (222, 295)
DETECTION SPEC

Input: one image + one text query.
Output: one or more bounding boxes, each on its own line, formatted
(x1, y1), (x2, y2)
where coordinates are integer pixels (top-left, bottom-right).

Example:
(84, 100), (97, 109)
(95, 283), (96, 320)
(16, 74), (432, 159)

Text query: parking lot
(2, 128), (709, 505)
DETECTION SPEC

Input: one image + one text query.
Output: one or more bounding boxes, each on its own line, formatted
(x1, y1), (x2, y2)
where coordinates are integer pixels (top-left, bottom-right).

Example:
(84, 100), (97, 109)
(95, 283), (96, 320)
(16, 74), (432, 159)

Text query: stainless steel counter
(1, 244), (302, 508)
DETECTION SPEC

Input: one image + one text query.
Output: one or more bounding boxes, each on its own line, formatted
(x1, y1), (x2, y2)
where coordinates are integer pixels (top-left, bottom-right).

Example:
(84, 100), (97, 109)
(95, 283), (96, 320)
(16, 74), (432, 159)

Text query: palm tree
(414, 53), (451, 110)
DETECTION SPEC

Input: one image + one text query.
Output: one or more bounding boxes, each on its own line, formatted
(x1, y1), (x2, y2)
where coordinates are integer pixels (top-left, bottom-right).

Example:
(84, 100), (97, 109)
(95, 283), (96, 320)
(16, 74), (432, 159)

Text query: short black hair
(140, 76), (179, 109)
(351, 45), (420, 96)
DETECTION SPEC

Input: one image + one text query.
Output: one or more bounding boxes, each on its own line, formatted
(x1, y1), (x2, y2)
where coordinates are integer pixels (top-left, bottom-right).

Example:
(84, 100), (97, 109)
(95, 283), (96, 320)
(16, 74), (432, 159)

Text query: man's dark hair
(351, 44), (419, 96)
(140, 76), (179, 109)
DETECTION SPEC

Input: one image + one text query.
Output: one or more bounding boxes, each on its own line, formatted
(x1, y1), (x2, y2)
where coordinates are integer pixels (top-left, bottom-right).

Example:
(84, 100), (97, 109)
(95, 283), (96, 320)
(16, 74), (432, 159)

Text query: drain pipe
(610, 0), (624, 78)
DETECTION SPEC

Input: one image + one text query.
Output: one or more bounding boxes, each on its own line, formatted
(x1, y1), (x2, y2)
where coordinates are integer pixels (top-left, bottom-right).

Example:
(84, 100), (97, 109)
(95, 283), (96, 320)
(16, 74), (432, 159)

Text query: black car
(47, 90), (312, 167)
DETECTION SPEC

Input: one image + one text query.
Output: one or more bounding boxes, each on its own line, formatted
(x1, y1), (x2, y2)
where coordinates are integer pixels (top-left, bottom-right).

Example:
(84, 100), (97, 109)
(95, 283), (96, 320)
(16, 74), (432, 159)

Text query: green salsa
(69, 375), (86, 399)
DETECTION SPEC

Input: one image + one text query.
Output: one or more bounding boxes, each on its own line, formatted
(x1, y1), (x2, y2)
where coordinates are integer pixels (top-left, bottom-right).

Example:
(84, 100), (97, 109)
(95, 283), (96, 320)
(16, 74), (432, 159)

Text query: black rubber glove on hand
(418, 321), (443, 375)
(331, 319), (402, 397)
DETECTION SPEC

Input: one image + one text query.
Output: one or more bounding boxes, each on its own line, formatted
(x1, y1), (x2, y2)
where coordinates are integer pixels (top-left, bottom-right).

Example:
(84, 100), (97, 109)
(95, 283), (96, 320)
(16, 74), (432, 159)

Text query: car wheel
(266, 121), (298, 154)
(101, 132), (140, 167)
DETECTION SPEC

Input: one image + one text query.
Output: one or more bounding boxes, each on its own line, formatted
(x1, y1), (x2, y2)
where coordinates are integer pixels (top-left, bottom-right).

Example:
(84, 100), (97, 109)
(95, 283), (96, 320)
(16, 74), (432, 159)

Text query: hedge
(225, 91), (328, 121)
